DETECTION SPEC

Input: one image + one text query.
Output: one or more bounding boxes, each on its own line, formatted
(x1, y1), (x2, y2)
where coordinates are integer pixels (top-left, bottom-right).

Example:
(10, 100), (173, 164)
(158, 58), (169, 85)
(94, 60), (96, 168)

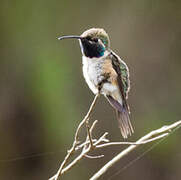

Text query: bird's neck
(82, 50), (110, 60)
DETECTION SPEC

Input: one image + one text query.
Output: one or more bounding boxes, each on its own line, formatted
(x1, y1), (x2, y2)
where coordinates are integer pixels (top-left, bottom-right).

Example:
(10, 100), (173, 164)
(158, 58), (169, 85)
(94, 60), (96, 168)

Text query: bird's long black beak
(58, 35), (82, 40)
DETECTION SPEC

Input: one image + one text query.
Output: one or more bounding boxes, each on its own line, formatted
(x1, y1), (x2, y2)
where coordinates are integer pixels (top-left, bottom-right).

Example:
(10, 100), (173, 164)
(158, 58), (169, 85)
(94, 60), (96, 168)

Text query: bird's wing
(105, 51), (133, 138)
(110, 51), (130, 110)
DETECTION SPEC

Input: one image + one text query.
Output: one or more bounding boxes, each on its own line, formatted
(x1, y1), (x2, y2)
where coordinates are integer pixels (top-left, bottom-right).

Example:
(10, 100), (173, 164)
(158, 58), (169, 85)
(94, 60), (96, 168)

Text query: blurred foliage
(0, 0), (181, 179)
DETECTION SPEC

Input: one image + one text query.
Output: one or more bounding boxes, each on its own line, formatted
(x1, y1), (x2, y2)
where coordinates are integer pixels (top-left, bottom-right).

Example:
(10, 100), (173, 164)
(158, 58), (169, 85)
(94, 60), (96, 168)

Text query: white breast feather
(82, 56), (99, 94)
(82, 55), (120, 99)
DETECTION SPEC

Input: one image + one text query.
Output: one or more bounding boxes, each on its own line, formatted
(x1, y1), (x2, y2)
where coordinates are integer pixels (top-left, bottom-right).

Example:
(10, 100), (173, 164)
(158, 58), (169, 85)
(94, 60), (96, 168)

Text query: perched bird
(58, 28), (133, 138)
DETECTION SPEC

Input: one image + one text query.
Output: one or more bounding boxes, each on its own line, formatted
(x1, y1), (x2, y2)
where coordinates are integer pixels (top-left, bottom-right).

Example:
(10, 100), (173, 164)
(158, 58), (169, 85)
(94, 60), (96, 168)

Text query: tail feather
(106, 95), (134, 138)
(116, 109), (134, 138)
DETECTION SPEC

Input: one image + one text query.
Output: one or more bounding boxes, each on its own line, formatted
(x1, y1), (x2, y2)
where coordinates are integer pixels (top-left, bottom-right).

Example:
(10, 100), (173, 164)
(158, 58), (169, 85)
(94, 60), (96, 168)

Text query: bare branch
(90, 120), (181, 180)
(84, 154), (104, 159)
(49, 92), (181, 180)
(59, 131), (108, 175)
(74, 94), (100, 144)
(49, 94), (100, 180)
(95, 132), (169, 148)
(75, 139), (97, 151)
(86, 119), (94, 148)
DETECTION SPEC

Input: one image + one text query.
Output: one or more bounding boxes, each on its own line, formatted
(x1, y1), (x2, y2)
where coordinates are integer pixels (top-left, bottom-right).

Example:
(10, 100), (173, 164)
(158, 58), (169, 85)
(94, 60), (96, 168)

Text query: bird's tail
(106, 95), (134, 138)
(116, 109), (133, 138)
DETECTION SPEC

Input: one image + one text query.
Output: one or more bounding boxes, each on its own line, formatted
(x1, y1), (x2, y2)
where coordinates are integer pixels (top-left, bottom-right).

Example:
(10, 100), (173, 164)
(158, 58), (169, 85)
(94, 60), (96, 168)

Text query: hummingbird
(58, 28), (133, 138)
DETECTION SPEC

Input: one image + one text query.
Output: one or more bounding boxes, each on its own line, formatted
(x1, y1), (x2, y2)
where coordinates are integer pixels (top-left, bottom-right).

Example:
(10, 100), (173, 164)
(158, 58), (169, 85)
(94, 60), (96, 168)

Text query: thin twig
(93, 132), (109, 146)
(75, 139), (97, 151)
(82, 120), (98, 154)
(84, 154), (104, 159)
(75, 121), (99, 151)
(86, 118), (94, 148)
(58, 130), (109, 175)
(74, 93), (100, 143)
(95, 133), (169, 148)
(49, 94), (99, 180)
(90, 120), (181, 180)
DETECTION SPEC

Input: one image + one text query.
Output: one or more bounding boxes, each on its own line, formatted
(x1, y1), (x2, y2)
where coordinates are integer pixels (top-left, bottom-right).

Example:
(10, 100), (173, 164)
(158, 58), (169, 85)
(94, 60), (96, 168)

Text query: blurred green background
(0, 0), (181, 179)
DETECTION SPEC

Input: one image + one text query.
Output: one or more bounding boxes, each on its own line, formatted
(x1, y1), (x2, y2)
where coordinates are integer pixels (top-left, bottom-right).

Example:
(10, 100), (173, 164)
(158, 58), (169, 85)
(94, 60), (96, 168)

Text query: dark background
(0, 0), (181, 179)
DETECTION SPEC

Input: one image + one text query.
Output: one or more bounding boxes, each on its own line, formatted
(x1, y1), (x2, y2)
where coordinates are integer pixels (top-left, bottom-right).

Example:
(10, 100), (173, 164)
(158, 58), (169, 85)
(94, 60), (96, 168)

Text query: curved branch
(90, 120), (181, 180)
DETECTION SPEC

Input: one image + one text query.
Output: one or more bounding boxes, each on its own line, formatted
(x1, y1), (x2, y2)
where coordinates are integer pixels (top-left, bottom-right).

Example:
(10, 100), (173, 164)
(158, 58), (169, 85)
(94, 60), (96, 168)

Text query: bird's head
(58, 28), (110, 58)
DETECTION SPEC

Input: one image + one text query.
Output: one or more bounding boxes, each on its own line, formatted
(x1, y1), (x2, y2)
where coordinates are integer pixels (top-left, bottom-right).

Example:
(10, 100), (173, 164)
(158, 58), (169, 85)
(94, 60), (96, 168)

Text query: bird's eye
(93, 38), (98, 42)
(86, 36), (98, 43)
(86, 36), (92, 41)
